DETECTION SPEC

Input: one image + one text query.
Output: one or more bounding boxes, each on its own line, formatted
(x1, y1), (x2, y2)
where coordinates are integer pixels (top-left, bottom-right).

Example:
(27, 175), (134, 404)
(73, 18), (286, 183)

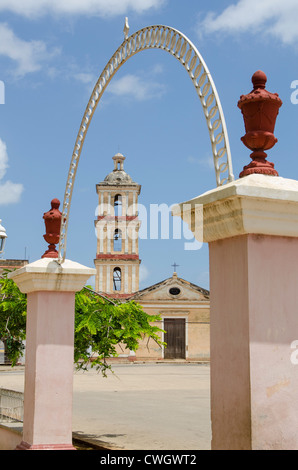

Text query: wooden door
(164, 318), (186, 359)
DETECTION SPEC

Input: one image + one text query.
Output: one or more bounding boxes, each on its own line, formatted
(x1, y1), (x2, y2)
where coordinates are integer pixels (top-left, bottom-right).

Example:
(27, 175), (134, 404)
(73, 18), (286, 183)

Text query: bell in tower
(94, 153), (141, 299)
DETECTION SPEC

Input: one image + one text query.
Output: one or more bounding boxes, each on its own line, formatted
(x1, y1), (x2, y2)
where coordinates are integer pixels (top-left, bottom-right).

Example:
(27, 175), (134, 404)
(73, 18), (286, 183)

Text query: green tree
(75, 287), (164, 376)
(0, 272), (164, 374)
(0, 270), (27, 365)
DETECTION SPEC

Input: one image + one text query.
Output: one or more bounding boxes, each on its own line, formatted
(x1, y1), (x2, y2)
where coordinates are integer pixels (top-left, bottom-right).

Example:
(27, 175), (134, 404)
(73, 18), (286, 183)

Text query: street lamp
(0, 220), (7, 255)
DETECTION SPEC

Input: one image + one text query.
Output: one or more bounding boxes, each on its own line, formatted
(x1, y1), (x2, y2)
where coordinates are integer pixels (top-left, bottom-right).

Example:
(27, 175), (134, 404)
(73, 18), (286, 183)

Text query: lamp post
(0, 219), (7, 256)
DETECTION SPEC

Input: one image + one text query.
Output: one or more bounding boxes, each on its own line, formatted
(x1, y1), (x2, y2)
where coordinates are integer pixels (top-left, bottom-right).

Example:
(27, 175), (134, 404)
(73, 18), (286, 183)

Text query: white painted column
(108, 193), (111, 215)
(100, 191), (104, 215)
(124, 265), (129, 293)
(132, 265), (136, 292)
(106, 265), (111, 293)
(125, 191), (129, 217)
(133, 192), (136, 216)
(99, 265), (103, 292)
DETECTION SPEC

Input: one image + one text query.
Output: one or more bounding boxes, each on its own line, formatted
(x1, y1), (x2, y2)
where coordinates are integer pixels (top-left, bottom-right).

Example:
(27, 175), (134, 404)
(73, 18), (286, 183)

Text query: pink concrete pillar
(173, 173), (298, 449)
(8, 258), (95, 450)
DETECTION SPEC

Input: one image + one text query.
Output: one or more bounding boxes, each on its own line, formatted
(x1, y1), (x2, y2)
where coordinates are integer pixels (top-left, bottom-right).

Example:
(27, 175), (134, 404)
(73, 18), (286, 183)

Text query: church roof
(104, 170), (133, 184)
(98, 153), (140, 189)
(131, 272), (209, 302)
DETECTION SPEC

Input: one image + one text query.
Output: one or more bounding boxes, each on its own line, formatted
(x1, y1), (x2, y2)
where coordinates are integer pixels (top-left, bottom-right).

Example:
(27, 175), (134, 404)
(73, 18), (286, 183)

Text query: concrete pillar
(8, 258), (95, 450)
(173, 173), (298, 450)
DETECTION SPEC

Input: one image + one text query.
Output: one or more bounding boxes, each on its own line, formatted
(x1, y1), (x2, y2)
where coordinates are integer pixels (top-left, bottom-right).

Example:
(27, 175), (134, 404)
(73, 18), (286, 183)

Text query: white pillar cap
(8, 258), (96, 293)
(172, 174), (298, 243)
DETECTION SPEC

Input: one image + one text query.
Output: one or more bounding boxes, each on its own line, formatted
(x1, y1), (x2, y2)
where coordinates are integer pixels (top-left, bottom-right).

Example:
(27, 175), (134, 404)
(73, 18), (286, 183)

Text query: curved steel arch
(58, 24), (234, 263)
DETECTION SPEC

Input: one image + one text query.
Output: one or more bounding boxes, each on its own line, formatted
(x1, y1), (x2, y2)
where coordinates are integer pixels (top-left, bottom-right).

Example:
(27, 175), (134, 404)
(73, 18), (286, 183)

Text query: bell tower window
(113, 228), (122, 252)
(114, 194), (122, 216)
(113, 267), (122, 291)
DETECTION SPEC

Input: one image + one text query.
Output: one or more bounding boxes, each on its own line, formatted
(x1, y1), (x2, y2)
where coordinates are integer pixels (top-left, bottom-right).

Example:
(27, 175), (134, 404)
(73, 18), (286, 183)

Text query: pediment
(132, 275), (209, 302)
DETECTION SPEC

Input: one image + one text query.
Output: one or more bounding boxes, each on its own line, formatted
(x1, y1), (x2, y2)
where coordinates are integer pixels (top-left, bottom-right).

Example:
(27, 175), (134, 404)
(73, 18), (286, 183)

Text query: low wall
(0, 388), (24, 449)
(0, 423), (22, 450)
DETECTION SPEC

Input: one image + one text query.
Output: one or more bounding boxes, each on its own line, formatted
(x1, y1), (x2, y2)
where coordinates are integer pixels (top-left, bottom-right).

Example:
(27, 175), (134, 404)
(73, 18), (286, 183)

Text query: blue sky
(0, 0), (298, 290)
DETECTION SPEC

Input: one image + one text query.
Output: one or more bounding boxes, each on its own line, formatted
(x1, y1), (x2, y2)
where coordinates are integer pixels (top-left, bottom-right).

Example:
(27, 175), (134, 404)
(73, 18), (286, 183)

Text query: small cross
(171, 262), (179, 272)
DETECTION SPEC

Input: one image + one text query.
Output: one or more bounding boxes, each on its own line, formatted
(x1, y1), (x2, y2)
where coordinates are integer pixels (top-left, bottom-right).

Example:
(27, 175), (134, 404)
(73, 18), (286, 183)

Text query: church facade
(94, 154), (210, 361)
(130, 273), (210, 361)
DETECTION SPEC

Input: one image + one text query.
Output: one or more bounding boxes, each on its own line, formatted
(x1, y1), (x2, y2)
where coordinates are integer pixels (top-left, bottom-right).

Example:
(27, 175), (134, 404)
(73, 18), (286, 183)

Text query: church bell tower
(94, 153), (141, 299)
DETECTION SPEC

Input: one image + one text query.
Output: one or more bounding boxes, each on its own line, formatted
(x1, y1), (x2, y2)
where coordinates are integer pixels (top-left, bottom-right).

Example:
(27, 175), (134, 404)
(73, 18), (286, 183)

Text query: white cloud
(74, 72), (95, 85)
(0, 0), (165, 18)
(0, 180), (24, 205)
(0, 139), (24, 205)
(0, 23), (58, 77)
(139, 264), (149, 284)
(199, 0), (298, 45)
(107, 73), (166, 101)
(187, 155), (213, 170)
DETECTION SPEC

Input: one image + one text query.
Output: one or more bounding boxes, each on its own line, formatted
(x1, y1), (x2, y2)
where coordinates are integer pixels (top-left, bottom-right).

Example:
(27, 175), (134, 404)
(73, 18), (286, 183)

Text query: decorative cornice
(103, 292), (134, 300)
(172, 174), (298, 243)
(96, 215), (139, 221)
(96, 182), (141, 192)
(96, 254), (139, 260)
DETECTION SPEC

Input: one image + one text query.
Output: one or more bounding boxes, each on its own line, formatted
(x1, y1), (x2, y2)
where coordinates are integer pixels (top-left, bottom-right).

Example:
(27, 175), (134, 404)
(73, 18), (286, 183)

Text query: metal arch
(57, 24), (234, 263)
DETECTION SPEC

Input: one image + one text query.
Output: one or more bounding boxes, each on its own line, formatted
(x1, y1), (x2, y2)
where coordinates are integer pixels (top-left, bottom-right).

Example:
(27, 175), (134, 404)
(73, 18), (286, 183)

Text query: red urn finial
(238, 70), (282, 178)
(251, 70), (267, 89)
(42, 198), (62, 258)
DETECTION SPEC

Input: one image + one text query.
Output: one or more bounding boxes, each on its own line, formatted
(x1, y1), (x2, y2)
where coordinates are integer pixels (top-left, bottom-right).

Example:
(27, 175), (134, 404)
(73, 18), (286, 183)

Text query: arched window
(114, 194), (122, 216)
(113, 228), (122, 252)
(113, 267), (121, 291)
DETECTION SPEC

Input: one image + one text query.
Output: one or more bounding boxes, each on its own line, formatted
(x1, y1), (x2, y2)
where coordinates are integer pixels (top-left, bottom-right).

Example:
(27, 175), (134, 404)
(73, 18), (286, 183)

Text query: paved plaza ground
(0, 362), (211, 450)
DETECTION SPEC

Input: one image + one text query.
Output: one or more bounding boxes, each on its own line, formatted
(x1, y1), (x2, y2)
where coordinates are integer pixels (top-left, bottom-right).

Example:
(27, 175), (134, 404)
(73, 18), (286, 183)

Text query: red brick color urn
(42, 198), (62, 258)
(238, 70), (282, 178)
